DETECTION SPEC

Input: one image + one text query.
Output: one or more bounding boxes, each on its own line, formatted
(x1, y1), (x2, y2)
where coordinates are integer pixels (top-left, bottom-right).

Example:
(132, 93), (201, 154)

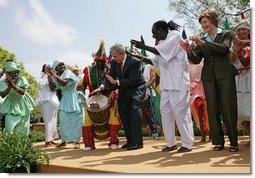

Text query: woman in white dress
(36, 64), (59, 147)
(230, 22), (250, 146)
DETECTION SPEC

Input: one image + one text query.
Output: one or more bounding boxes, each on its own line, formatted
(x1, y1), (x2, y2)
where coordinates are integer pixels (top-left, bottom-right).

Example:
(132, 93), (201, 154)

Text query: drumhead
(86, 94), (108, 109)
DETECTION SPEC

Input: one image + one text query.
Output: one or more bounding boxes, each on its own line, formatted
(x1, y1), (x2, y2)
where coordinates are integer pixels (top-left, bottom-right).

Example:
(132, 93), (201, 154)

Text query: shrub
(29, 131), (45, 143)
(0, 131), (49, 173)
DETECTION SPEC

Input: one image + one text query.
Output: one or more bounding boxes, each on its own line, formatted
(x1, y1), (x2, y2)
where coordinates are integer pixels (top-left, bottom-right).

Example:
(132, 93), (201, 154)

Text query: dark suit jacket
(104, 55), (146, 101)
(188, 30), (239, 81)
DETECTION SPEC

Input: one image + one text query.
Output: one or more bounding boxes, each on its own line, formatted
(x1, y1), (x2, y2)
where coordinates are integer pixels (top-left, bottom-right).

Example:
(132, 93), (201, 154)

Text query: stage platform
(34, 136), (250, 174)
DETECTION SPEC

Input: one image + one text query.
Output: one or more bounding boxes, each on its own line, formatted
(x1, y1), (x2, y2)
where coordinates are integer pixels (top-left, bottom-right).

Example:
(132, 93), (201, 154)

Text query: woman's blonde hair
(199, 9), (220, 27)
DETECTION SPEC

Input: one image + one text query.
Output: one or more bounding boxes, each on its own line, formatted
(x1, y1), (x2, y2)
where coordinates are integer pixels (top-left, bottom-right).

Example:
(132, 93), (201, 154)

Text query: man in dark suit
(91, 43), (146, 150)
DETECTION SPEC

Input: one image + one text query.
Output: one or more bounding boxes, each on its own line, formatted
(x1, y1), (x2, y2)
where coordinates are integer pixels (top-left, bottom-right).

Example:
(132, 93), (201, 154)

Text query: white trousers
(160, 90), (194, 149)
(40, 101), (59, 142)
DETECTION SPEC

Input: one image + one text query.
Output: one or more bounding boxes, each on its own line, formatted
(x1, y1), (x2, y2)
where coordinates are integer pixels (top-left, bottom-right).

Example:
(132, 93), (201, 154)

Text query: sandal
(229, 146), (239, 152)
(45, 142), (54, 148)
(50, 141), (58, 145)
(73, 143), (80, 149)
(213, 145), (224, 151)
(56, 142), (67, 148)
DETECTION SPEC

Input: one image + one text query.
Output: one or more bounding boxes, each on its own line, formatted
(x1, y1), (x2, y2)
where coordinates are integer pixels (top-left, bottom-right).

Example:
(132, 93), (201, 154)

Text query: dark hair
(42, 64), (46, 72)
(153, 20), (181, 32)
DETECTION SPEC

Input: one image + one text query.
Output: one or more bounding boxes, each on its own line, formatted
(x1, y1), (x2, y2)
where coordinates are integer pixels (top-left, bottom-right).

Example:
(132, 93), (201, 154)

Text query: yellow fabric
(83, 99), (121, 126)
(69, 66), (79, 72)
(152, 68), (161, 94)
(108, 99), (120, 125)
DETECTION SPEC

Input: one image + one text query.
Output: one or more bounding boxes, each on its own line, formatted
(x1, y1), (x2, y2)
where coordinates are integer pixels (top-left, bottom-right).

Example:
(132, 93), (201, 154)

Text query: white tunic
(36, 73), (59, 142)
(142, 64), (156, 97)
(150, 30), (194, 149)
(36, 73), (59, 107)
(233, 59), (251, 124)
(150, 30), (190, 91)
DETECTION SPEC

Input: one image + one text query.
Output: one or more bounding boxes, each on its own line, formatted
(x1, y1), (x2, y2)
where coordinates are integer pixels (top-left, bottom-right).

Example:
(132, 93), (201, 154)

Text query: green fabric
(141, 49), (147, 57)
(225, 18), (231, 30)
(52, 60), (62, 72)
(61, 69), (77, 83)
(0, 76), (35, 116)
(4, 61), (20, 72)
(0, 79), (8, 92)
(5, 114), (30, 136)
(88, 65), (110, 89)
(152, 88), (162, 127)
(56, 69), (82, 113)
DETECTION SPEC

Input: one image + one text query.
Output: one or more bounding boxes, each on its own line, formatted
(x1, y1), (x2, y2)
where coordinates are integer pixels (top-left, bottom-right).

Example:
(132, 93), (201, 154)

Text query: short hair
(199, 9), (219, 27)
(110, 43), (125, 54)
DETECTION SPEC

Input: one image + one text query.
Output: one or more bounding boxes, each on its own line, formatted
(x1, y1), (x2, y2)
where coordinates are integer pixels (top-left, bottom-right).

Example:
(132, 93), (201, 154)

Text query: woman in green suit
(0, 60), (35, 136)
(180, 9), (239, 152)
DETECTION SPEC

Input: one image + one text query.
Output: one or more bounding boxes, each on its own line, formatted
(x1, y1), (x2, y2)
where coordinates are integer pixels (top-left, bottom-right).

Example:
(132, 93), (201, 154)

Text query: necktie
(120, 62), (124, 73)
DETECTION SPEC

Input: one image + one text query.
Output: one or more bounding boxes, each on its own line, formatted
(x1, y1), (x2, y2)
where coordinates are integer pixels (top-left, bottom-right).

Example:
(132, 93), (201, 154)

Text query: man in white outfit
(131, 20), (194, 153)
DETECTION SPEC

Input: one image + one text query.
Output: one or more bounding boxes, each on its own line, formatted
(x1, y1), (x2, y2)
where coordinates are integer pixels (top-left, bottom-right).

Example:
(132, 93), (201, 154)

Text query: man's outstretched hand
(130, 35), (145, 49)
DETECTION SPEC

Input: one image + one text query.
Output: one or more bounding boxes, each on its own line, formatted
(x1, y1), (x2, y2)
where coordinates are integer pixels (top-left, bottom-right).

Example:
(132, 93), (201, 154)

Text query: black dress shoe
(127, 144), (143, 150)
(121, 143), (129, 149)
(162, 145), (178, 152)
(213, 145), (224, 151)
(229, 146), (239, 152)
(177, 147), (192, 153)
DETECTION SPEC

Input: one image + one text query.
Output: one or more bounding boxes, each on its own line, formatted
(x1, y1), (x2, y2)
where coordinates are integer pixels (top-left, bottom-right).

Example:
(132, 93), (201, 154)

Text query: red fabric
(192, 97), (210, 132)
(240, 12), (245, 19)
(108, 124), (121, 146)
(95, 55), (109, 61)
(83, 66), (94, 92)
(244, 47), (250, 60)
(189, 60), (209, 133)
(82, 125), (95, 149)
(120, 62), (124, 72)
(155, 40), (159, 46)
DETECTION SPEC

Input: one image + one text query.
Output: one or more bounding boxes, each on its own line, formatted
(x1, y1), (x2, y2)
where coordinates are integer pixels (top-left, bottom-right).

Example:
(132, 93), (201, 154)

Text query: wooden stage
(34, 136), (251, 174)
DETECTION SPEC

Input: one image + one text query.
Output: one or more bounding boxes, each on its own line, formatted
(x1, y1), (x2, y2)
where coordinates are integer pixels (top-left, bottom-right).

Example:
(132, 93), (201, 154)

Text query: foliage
(29, 130), (46, 143)
(168, 0), (250, 34)
(0, 131), (49, 173)
(118, 129), (125, 137)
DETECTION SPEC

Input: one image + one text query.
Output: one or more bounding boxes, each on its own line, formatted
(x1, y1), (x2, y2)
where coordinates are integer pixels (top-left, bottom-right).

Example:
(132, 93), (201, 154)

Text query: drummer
(82, 39), (122, 151)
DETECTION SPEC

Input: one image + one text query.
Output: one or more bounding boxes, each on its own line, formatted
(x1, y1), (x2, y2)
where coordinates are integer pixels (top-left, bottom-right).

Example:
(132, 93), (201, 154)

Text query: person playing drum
(82, 39), (121, 151)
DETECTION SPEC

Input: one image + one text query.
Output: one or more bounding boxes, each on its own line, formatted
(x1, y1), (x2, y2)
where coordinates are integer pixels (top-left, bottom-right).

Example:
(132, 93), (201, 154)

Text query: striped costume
(82, 64), (121, 149)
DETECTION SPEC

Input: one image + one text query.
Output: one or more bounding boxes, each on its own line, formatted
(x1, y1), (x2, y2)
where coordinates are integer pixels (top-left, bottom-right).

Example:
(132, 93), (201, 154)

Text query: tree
(0, 47), (41, 116)
(168, 0), (250, 34)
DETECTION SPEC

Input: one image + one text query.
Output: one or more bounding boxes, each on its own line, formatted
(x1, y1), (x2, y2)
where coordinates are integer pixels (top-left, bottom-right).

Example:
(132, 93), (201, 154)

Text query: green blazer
(188, 30), (239, 81)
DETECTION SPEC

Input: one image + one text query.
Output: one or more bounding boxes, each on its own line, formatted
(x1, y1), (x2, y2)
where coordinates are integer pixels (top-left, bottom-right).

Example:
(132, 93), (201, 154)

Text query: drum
(85, 94), (110, 126)
(94, 123), (109, 140)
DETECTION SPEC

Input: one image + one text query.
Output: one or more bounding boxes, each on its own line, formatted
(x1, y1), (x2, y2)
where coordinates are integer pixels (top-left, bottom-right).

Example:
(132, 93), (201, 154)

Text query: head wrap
(52, 60), (64, 72)
(4, 61), (20, 72)
(94, 39), (109, 62)
(236, 21), (250, 30)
